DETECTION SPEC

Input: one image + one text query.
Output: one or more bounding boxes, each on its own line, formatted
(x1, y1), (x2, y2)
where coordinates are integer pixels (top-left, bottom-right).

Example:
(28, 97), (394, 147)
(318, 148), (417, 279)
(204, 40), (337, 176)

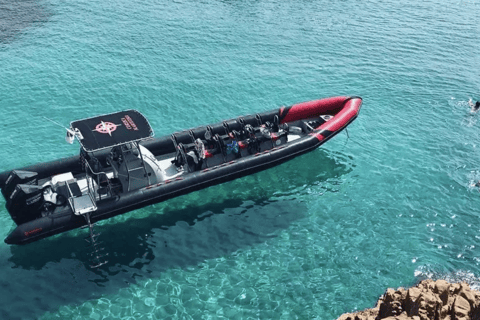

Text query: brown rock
(441, 304), (451, 319)
(435, 280), (451, 305)
(404, 287), (422, 316)
(378, 289), (406, 318)
(336, 280), (480, 320)
(336, 306), (379, 320)
(447, 295), (456, 310)
(422, 279), (437, 293)
(452, 295), (471, 320)
(459, 284), (476, 306)
(383, 314), (415, 320)
(450, 283), (462, 295)
(420, 291), (442, 320)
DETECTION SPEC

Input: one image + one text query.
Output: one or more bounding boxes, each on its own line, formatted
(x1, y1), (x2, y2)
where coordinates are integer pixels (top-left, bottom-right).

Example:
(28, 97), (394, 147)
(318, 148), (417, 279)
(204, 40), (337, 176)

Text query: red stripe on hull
(313, 133), (326, 141)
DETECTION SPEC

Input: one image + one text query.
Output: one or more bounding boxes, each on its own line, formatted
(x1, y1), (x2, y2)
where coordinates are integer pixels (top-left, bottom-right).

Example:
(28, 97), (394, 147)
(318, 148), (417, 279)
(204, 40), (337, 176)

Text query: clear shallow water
(0, 0), (479, 319)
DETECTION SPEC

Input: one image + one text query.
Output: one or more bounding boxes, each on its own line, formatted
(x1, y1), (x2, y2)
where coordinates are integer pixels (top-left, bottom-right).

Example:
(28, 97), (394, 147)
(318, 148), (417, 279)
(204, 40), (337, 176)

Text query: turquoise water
(1, 0), (479, 318)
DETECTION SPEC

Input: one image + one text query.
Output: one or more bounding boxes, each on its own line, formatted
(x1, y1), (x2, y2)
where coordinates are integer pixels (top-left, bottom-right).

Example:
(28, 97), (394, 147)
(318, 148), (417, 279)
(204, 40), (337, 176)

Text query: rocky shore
(337, 280), (480, 320)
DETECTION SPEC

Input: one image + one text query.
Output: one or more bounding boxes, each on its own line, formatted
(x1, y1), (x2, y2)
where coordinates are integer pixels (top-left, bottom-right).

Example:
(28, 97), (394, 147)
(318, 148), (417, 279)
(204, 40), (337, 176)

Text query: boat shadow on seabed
(2, 149), (353, 318)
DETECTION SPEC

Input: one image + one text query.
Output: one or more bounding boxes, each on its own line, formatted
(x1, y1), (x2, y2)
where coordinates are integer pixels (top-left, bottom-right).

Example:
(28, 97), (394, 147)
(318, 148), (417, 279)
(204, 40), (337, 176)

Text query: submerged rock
(337, 279), (480, 320)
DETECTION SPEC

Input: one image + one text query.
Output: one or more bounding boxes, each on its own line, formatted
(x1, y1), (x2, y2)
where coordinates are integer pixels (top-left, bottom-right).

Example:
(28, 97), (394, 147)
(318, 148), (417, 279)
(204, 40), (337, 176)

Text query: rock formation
(337, 279), (480, 320)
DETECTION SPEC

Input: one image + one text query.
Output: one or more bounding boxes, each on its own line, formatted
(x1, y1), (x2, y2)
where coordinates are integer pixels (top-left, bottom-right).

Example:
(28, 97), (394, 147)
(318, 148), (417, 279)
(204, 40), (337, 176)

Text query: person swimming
(469, 98), (480, 112)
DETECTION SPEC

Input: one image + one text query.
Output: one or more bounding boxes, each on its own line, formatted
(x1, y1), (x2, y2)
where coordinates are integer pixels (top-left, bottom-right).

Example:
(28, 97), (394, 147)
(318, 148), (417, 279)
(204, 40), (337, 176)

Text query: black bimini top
(71, 109), (154, 152)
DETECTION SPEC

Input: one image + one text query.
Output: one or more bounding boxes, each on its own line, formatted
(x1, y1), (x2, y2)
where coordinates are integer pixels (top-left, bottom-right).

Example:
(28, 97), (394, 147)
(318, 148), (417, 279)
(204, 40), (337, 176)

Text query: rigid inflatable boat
(0, 96), (362, 260)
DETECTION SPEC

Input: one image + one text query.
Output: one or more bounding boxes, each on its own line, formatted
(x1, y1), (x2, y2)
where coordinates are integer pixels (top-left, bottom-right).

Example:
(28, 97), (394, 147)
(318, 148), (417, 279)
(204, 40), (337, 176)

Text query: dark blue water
(1, 0), (479, 319)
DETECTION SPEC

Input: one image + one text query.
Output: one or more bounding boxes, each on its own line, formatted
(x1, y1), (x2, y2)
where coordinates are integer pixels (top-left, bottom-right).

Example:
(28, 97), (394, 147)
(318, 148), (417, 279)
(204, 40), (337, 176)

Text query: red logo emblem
(95, 121), (117, 135)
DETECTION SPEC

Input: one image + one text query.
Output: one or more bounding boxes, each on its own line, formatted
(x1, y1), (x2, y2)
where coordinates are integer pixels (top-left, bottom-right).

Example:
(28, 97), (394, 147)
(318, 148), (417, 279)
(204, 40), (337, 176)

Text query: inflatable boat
(0, 96), (362, 264)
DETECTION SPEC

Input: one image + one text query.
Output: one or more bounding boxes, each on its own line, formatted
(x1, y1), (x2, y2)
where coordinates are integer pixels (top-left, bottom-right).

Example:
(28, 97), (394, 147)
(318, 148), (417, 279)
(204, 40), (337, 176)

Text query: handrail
(119, 146), (130, 192)
(83, 159), (109, 177)
(135, 141), (150, 186)
(83, 159), (111, 201)
(84, 161), (97, 205)
(65, 182), (76, 212)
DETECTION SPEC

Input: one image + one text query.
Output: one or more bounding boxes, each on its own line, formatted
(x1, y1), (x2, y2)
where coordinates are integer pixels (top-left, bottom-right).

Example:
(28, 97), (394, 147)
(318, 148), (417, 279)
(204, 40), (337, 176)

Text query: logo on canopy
(95, 121), (118, 135)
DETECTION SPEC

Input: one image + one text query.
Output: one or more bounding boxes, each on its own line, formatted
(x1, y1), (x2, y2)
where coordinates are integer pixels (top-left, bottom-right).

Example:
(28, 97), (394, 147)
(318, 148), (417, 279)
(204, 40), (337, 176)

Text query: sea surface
(0, 0), (479, 319)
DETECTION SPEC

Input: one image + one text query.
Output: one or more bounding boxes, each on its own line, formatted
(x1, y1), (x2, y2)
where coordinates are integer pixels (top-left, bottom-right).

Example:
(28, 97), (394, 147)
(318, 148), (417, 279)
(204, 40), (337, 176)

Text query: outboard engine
(6, 184), (44, 225)
(2, 170), (38, 200)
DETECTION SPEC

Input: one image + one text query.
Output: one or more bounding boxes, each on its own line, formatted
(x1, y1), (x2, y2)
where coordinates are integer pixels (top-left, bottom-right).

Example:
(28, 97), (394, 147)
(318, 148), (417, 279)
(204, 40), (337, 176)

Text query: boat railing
(120, 142), (150, 191)
(83, 159), (111, 201)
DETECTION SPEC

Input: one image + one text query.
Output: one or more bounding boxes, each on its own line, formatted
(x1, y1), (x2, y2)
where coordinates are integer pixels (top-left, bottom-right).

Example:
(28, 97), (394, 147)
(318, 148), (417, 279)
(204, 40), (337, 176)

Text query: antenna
(42, 116), (80, 144)
(43, 116), (67, 130)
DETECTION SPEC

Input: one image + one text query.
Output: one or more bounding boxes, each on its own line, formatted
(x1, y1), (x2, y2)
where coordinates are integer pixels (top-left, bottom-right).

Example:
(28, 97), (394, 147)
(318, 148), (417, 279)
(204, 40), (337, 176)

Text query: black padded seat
(68, 181), (82, 197)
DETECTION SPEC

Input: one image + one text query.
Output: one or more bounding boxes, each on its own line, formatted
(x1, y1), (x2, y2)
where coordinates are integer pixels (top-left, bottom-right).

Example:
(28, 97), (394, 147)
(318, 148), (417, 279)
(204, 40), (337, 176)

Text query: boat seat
(173, 142), (205, 171)
(172, 143), (188, 168)
(117, 157), (150, 191)
(272, 115), (280, 132)
(186, 150), (202, 170)
(263, 115), (280, 133)
(67, 181), (82, 197)
(213, 134), (227, 159)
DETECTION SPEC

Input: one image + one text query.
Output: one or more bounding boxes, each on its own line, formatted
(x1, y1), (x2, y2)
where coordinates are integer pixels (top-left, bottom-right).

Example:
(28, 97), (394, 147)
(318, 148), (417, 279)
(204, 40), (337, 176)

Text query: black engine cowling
(6, 184), (44, 225)
(2, 170), (38, 200)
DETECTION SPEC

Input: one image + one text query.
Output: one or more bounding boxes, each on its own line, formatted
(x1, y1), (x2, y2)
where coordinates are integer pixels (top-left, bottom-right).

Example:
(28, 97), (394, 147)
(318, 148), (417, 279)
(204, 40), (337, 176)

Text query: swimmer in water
(470, 180), (480, 189)
(469, 98), (480, 113)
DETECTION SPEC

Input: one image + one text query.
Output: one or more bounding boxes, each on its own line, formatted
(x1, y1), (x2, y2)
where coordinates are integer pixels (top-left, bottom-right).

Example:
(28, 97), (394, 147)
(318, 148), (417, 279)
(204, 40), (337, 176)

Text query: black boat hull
(2, 96), (362, 245)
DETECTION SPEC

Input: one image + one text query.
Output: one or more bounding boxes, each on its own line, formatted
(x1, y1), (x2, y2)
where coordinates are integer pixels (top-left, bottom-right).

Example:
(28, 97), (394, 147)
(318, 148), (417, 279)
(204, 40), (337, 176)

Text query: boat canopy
(70, 110), (154, 152)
